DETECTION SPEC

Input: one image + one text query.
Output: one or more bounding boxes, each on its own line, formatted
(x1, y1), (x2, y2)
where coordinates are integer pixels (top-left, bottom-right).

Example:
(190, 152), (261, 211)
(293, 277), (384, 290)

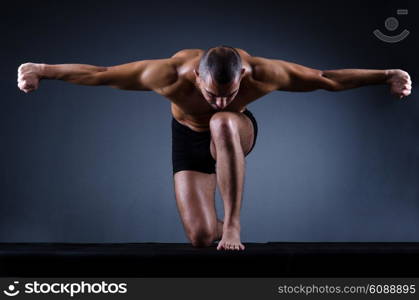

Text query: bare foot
(216, 226), (245, 251)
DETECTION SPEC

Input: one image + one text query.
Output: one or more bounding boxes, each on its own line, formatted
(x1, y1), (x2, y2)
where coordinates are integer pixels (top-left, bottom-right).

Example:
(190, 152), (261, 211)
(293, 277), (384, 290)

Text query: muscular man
(17, 46), (412, 251)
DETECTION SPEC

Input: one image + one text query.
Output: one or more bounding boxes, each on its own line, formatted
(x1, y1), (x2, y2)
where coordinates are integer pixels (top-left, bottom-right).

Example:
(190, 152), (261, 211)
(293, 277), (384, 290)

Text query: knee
(188, 227), (216, 248)
(209, 112), (240, 141)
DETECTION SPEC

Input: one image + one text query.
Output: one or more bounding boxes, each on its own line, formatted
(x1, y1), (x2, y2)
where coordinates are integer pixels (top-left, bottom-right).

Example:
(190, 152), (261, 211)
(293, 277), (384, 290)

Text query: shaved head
(198, 45), (243, 84)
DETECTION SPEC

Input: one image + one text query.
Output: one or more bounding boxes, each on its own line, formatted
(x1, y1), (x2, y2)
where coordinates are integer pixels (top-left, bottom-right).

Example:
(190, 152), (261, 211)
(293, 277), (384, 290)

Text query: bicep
(254, 58), (338, 92)
(96, 59), (178, 91)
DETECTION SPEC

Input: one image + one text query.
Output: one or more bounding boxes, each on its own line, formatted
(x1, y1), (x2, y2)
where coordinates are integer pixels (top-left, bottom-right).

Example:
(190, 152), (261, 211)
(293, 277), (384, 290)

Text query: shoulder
(234, 48), (251, 58)
(167, 49), (204, 82)
(169, 49), (204, 75)
(142, 50), (202, 82)
(245, 55), (287, 84)
(230, 49), (279, 81)
(171, 49), (204, 59)
(138, 50), (200, 94)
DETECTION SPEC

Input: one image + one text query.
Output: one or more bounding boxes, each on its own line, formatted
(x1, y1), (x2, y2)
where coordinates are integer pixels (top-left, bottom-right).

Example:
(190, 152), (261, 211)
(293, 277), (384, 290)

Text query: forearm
(321, 69), (389, 91)
(262, 58), (410, 97)
(40, 63), (108, 85)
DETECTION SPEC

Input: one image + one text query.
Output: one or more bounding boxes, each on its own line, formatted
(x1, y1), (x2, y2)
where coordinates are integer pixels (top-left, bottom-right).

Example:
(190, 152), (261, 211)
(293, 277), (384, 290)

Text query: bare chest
(159, 77), (272, 131)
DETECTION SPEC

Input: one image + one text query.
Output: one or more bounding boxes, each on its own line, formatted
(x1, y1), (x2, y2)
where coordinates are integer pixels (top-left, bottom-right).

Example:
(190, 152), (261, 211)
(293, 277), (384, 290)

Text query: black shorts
(172, 109), (258, 174)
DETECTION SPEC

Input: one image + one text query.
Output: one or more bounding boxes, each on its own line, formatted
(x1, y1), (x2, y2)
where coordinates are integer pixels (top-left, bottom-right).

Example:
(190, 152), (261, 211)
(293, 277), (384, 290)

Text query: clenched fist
(386, 69), (412, 99)
(17, 63), (44, 93)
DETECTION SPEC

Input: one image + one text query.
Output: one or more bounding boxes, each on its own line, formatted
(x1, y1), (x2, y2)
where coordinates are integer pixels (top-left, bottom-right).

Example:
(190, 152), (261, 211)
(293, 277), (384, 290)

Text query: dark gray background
(1, 0), (418, 243)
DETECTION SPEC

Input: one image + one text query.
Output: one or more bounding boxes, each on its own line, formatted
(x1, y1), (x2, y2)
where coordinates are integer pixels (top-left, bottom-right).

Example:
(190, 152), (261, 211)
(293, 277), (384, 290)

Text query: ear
(194, 69), (200, 78)
(240, 68), (246, 78)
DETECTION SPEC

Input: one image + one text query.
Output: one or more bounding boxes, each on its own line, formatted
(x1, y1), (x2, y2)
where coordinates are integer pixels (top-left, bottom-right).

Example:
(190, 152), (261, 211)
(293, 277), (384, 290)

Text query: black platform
(1, 242), (418, 277)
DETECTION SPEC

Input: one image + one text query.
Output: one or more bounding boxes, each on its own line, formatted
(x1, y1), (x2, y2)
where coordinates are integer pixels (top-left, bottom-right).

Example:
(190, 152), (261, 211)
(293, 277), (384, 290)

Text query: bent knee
(209, 112), (241, 138)
(188, 228), (216, 248)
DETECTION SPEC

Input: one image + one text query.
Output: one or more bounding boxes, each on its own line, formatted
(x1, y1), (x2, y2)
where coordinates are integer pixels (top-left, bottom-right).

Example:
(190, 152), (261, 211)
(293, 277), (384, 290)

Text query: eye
(227, 90), (238, 98)
(204, 89), (238, 98)
(205, 90), (216, 97)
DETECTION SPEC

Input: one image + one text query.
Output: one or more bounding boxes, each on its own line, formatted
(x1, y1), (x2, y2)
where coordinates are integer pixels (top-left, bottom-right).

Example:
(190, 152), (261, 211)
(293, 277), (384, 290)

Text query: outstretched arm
(17, 58), (178, 93)
(252, 57), (412, 99)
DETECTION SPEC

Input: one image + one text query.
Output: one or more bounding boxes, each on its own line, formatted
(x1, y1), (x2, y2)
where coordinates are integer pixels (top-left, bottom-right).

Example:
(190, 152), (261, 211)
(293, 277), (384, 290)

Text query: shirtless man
(17, 46), (412, 251)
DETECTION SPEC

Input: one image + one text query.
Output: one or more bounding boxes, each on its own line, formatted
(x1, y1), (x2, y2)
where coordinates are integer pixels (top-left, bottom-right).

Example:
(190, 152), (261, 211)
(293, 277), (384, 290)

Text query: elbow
(320, 71), (344, 91)
(325, 83), (344, 92)
(88, 67), (109, 85)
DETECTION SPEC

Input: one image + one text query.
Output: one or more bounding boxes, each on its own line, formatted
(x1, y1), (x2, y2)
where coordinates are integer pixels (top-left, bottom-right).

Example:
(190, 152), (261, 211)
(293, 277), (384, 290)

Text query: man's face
(195, 71), (243, 110)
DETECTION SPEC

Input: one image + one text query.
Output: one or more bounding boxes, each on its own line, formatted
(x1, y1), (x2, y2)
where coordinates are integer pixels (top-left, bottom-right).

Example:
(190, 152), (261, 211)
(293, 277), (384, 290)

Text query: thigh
(173, 170), (218, 238)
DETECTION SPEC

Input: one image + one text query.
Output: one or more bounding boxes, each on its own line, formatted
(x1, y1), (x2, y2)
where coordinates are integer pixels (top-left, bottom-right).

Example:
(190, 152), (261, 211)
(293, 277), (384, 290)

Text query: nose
(215, 97), (228, 108)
